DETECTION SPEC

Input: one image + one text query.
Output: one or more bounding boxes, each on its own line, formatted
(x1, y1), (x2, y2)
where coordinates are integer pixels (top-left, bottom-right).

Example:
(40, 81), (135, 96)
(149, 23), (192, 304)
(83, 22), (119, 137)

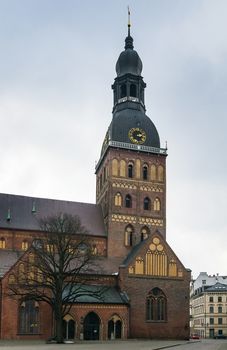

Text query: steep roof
(63, 285), (129, 304)
(0, 193), (106, 237)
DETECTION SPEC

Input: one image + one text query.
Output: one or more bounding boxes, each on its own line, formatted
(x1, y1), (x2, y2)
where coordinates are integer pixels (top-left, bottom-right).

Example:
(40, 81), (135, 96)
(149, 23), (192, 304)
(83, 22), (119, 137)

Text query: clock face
(128, 127), (146, 144)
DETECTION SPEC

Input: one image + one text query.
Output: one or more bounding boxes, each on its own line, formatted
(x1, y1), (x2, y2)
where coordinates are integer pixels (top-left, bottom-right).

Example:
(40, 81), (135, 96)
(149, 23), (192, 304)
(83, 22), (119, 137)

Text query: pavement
(0, 339), (198, 350)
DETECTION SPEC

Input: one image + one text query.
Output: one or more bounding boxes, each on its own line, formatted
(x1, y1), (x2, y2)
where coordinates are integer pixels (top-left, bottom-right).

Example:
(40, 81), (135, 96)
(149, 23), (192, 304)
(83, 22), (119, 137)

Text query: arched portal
(63, 315), (75, 340)
(108, 315), (122, 339)
(84, 312), (100, 340)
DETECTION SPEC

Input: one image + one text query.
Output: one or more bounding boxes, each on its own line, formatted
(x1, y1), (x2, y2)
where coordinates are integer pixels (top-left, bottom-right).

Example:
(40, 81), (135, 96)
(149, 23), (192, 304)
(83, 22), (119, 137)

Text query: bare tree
(8, 213), (101, 343)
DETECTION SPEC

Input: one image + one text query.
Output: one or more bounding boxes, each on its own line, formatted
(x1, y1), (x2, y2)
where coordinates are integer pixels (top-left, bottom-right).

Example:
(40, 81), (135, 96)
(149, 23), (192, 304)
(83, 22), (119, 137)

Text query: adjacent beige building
(190, 272), (227, 338)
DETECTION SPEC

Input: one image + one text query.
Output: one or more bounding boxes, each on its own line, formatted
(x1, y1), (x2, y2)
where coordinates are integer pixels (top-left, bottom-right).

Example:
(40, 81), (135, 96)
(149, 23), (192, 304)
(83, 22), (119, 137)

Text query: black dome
(109, 109), (160, 148)
(116, 35), (142, 77)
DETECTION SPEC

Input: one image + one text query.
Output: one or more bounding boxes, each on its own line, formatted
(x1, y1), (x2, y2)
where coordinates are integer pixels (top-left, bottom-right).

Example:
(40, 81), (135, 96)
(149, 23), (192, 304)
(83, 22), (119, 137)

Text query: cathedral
(0, 23), (190, 341)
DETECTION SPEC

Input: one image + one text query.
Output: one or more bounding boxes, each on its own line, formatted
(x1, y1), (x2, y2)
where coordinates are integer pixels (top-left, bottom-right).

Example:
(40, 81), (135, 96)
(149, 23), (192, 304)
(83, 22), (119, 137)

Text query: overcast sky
(0, 0), (226, 280)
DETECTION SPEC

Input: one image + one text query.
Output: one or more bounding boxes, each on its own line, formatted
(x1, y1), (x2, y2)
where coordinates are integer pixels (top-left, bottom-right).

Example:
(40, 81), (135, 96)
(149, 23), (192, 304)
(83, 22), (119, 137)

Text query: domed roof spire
(115, 8), (142, 77)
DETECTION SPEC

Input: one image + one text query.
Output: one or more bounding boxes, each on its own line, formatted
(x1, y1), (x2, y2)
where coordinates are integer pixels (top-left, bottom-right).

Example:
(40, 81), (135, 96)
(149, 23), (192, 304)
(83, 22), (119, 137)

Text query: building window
(141, 227), (149, 241)
(144, 197), (151, 210)
(143, 165), (148, 180)
(157, 165), (164, 182)
(125, 225), (133, 246)
(114, 193), (122, 206)
(210, 306), (214, 313)
(150, 165), (156, 181)
(19, 300), (39, 334)
(0, 237), (6, 249)
(125, 194), (132, 208)
(218, 297), (222, 302)
(209, 297), (214, 302)
(218, 318), (223, 325)
(210, 318), (214, 325)
(146, 288), (167, 322)
(22, 240), (28, 251)
(120, 84), (127, 98)
(128, 164), (133, 178)
(154, 198), (161, 211)
(218, 306), (222, 313)
(130, 84), (137, 97)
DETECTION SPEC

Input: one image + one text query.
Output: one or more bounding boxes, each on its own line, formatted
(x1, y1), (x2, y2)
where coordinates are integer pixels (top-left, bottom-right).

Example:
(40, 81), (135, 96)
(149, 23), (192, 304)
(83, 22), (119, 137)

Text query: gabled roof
(0, 193), (106, 237)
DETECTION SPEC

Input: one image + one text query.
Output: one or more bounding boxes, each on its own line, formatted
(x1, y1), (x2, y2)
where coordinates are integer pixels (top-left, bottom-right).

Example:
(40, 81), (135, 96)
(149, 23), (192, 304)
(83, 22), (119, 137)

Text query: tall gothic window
(128, 164), (133, 178)
(146, 288), (167, 322)
(114, 193), (122, 206)
(154, 198), (161, 211)
(144, 197), (151, 210)
(19, 300), (39, 334)
(125, 194), (132, 208)
(125, 225), (133, 246)
(143, 165), (148, 180)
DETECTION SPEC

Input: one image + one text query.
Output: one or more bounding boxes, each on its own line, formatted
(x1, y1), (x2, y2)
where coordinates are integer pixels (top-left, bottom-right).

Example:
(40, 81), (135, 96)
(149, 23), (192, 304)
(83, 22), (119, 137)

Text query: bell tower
(95, 20), (167, 258)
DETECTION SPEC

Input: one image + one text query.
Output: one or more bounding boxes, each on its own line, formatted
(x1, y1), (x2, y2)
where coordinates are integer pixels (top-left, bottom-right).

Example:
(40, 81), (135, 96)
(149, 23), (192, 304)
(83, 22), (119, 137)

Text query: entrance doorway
(84, 312), (100, 340)
(108, 315), (122, 339)
(63, 316), (75, 340)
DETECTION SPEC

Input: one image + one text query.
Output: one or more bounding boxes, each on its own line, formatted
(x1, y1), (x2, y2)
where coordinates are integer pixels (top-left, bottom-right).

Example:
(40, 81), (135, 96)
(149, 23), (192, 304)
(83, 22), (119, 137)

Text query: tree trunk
(55, 316), (64, 343)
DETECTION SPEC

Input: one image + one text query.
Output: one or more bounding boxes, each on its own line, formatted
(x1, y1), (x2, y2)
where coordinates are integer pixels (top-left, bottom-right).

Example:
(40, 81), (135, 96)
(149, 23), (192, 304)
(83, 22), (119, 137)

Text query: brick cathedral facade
(0, 25), (190, 341)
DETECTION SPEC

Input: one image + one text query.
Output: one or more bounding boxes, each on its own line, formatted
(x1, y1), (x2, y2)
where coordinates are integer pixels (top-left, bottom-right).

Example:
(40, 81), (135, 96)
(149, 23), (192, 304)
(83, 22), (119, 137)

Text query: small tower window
(22, 240), (28, 251)
(143, 165), (148, 180)
(144, 197), (151, 210)
(120, 84), (127, 98)
(114, 193), (122, 206)
(130, 84), (137, 97)
(125, 194), (132, 208)
(141, 227), (149, 241)
(0, 237), (6, 249)
(128, 164), (133, 178)
(125, 225), (133, 246)
(154, 198), (161, 211)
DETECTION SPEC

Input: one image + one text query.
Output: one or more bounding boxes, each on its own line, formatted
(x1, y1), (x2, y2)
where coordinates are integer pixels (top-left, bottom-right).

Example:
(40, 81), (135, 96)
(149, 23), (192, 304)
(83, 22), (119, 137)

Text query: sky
(0, 0), (226, 280)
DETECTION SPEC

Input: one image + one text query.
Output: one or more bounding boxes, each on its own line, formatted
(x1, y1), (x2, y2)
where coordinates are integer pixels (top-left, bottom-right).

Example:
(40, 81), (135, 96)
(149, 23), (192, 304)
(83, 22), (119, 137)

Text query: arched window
(130, 84), (137, 97)
(112, 159), (118, 176)
(19, 300), (39, 334)
(8, 274), (16, 284)
(143, 165), (148, 180)
(150, 165), (156, 181)
(125, 225), (133, 246)
(120, 160), (126, 177)
(141, 226), (149, 241)
(128, 163), (133, 178)
(0, 237), (6, 249)
(154, 198), (161, 211)
(18, 263), (25, 283)
(120, 84), (127, 98)
(146, 288), (167, 321)
(114, 193), (122, 206)
(144, 197), (151, 210)
(125, 194), (132, 208)
(22, 240), (28, 251)
(158, 165), (164, 182)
